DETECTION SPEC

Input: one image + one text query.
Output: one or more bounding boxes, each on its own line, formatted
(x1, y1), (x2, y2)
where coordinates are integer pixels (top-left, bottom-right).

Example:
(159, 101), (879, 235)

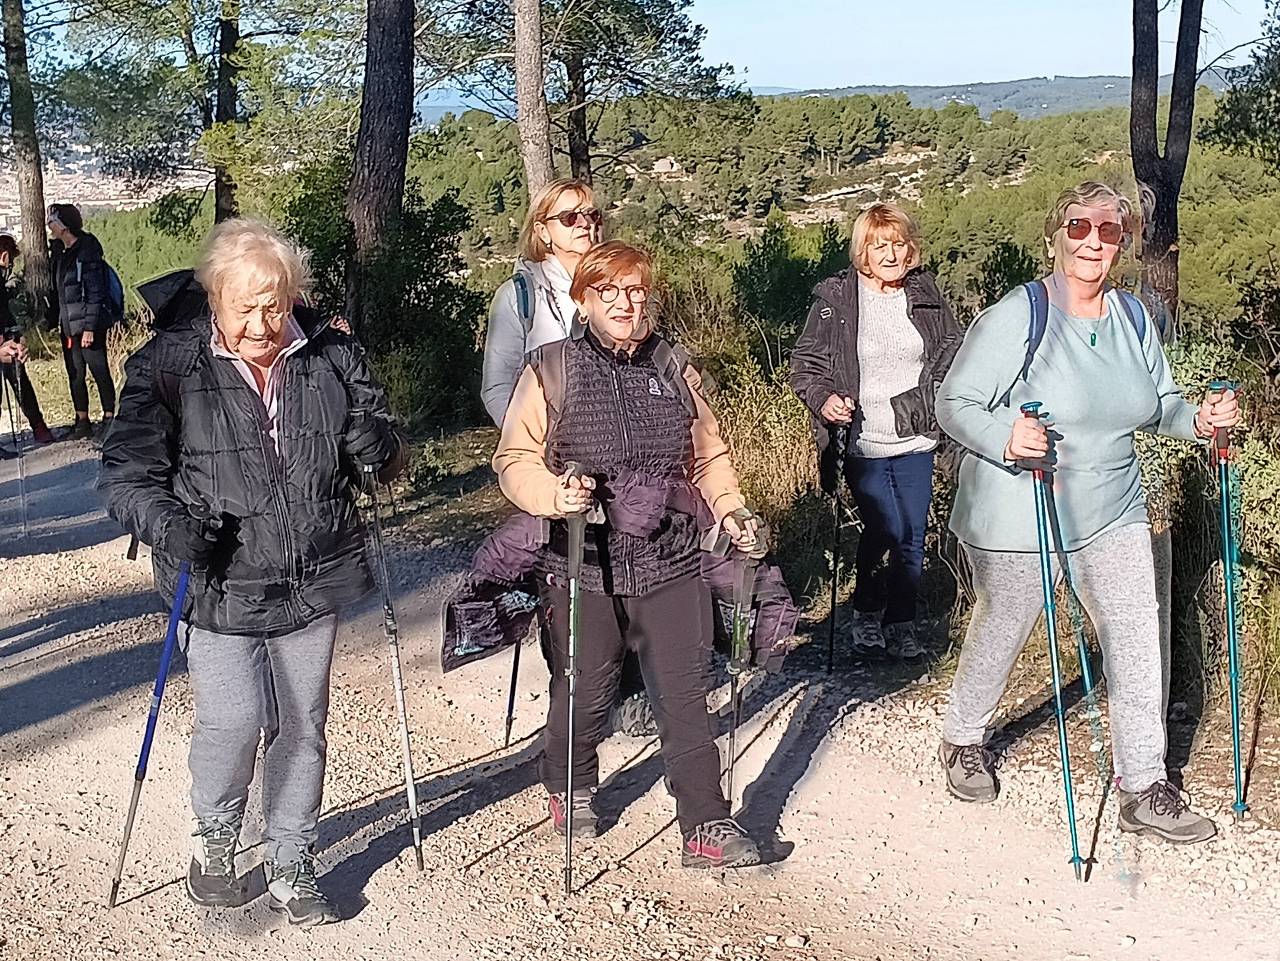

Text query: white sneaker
(849, 610), (887, 652)
(884, 621), (927, 659)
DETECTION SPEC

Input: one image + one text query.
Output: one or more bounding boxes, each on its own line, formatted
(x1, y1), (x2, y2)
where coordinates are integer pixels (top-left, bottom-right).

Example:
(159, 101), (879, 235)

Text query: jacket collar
(582, 324), (658, 366)
(816, 266), (940, 311)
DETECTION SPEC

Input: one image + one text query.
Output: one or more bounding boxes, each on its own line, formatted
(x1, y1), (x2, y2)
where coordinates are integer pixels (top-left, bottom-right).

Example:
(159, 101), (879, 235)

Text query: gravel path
(1, 442), (1277, 961)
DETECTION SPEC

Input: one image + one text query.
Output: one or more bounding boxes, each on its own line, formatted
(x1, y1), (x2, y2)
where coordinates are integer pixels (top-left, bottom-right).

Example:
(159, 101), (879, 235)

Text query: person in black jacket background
(99, 219), (405, 926)
(791, 203), (961, 659)
(0, 233), (54, 446)
(47, 203), (117, 440)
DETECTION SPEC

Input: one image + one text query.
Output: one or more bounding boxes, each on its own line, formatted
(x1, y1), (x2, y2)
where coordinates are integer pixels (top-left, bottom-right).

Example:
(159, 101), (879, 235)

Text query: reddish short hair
(569, 240), (654, 303)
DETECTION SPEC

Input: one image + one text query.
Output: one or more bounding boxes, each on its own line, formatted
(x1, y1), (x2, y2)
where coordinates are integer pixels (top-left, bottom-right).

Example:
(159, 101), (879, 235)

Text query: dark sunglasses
(1064, 218), (1124, 245)
(588, 283), (648, 305)
(543, 207), (603, 229)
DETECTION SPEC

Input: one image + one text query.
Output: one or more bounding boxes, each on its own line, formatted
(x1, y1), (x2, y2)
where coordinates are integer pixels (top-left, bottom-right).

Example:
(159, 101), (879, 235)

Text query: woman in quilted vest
(494, 240), (764, 870)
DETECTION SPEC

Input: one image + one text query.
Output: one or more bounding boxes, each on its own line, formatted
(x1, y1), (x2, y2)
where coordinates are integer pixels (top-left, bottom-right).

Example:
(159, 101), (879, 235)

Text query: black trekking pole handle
(1207, 380), (1238, 462)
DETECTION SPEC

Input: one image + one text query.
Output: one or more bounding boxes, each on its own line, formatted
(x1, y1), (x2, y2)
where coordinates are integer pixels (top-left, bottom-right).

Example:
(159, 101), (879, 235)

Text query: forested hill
(785, 73), (1228, 118)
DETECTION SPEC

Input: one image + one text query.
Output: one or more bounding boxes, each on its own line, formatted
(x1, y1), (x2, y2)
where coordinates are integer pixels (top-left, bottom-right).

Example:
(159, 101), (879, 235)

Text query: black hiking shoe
(185, 820), (244, 908)
(611, 691), (659, 738)
(1118, 780), (1217, 844)
(549, 789), (599, 838)
(266, 856), (339, 926)
(681, 818), (761, 869)
(939, 741), (999, 804)
(69, 419), (93, 441)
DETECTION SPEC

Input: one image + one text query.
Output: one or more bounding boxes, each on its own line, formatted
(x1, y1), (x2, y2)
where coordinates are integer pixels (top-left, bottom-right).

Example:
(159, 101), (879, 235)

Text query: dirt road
(2, 441), (1277, 961)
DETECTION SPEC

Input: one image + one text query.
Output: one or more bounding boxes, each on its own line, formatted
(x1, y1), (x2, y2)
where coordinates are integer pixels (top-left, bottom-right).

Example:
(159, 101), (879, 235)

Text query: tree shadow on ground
(0, 592), (162, 660)
(0, 456), (123, 559)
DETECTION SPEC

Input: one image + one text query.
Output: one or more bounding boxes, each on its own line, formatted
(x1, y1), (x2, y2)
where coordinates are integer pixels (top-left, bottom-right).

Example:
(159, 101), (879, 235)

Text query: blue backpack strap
(512, 270), (534, 337)
(1114, 289), (1150, 344)
(998, 280), (1049, 408)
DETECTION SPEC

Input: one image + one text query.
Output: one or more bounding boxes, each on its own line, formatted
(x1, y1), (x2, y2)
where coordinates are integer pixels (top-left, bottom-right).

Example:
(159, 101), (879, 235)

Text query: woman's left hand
(81, 330), (94, 348)
(1195, 387), (1240, 439)
(722, 509), (760, 553)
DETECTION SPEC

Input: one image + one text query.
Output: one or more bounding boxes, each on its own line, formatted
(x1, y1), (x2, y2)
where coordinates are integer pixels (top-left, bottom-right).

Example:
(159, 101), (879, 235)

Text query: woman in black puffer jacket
(47, 203), (118, 440)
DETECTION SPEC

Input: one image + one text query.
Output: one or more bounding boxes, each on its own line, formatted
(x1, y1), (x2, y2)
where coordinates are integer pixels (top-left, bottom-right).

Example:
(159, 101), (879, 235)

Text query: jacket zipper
(255, 361), (300, 620)
(610, 364), (636, 595)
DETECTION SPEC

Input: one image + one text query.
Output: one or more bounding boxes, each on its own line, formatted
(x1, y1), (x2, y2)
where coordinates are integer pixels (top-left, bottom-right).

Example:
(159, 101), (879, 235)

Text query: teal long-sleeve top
(936, 284), (1200, 553)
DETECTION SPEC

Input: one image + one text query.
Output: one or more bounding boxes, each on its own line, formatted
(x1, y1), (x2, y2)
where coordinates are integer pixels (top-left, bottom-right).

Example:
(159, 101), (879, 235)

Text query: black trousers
(1, 361), (44, 426)
(62, 337), (116, 415)
(538, 574), (729, 834)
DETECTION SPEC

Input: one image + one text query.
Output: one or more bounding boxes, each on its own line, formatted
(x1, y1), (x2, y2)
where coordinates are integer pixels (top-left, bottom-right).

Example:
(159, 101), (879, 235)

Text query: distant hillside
(785, 73), (1228, 118)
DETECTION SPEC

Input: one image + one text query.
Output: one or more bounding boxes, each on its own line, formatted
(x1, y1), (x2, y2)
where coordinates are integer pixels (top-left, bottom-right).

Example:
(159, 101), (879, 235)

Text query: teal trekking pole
(1209, 379), (1247, 820)
(1021, 402), (1084, 881)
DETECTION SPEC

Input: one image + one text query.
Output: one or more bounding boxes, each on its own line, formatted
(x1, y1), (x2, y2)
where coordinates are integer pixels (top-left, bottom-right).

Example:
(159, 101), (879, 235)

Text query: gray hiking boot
(1117, 780), (1217, 844)
(186, 820), (244, 907)
(610, 691), (659, 738)
(939, 741), (999, 803)
(267, 855), (339, 926)
(884, 621), (927, 659)
(850, 610), (887, 654)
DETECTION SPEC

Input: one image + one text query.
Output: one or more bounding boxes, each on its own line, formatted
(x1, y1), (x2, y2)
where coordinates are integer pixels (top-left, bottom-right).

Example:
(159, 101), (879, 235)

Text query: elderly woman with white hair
(935, 181), (1238, 845)
(100, 219), (405, 925)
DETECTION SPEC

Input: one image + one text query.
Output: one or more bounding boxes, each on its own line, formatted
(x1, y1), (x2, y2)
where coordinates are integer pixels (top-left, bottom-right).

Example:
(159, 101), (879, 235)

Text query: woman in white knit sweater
(791, 204), (962, 658)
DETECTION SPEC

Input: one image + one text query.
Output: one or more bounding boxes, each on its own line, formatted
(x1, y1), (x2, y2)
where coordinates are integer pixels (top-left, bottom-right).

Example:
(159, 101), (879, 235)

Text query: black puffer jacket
(790, 267), (961, 492)
(99, 271), (400, 637)
(50, 233), (115, 338)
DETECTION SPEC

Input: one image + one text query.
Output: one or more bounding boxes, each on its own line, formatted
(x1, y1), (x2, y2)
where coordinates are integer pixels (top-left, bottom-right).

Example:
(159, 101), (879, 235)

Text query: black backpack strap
(527, 339), (568, 441)
(652, 340), (697, 418)
(998, 280), (1049, 408)
(512, 269), (535, 337)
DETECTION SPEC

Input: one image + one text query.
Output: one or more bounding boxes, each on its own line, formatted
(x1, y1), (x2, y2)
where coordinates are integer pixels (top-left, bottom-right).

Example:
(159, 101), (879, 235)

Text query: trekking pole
(503, 636), (522, 748)
(362, 464), (424, 871)
(562, 462), (590, 896)
(1209, 379), (1248, 820)
(2, 368), (27, 538)
(725, 524), (764, 806)
(1020, 402), (1084, 881)
(107, 562), (191, 909)
(827, 424), (849, 675)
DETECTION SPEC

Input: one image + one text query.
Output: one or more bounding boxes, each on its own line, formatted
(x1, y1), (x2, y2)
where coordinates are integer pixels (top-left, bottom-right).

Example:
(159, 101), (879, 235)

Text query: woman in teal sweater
(934, 181), (1238, 845)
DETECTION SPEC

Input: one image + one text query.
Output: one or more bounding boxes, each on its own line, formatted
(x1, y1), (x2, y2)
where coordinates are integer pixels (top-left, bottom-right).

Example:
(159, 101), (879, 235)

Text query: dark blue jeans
(844, 450), (935, 626)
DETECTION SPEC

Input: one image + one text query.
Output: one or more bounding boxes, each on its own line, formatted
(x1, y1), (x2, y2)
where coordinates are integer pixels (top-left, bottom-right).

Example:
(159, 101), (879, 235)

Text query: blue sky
(689, 0), (1271, 89)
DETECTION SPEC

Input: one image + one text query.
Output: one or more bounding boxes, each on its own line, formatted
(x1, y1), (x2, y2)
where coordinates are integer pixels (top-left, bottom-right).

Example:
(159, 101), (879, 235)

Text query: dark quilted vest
(541, 332), (701, 596)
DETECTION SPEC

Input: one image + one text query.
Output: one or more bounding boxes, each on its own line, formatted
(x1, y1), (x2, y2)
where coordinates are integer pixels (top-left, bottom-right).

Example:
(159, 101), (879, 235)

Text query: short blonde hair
(518, 178), (597, 262)
(850, 203), (921, 274)
(1043, 181), (1135, 259)
(195, 218), (312, 301)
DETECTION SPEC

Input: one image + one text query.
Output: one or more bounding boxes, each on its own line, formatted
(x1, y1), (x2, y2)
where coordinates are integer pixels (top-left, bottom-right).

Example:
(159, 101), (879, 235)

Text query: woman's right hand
(1004, 416), (1050, 462)
(820, 393), (855, 424)
(554, 469), (596, 515)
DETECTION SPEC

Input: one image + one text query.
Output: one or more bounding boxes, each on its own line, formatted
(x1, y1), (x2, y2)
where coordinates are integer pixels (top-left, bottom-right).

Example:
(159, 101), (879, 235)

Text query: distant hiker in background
(0, 233), (55, 446)
(934, 181), (1237, 844)
(100, 219), (406, 926)
(791, 203), (961, 659)
(46, 203), (122, 442)
(493, 240), (766, 869)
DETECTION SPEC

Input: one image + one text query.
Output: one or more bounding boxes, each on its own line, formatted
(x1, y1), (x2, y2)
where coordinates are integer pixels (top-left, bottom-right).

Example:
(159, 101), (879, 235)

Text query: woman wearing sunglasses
(494, 240), (764, 870)
(481, 178), (603, 426)
(934, 181), (1238, 844)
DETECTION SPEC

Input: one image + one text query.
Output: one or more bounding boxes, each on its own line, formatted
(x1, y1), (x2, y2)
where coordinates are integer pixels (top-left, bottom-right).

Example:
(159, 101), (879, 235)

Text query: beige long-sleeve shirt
(492, 363), (747, 522)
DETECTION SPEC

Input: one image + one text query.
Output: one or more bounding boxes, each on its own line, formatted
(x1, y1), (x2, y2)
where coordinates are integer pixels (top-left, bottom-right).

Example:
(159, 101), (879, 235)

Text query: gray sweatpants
(942, 523), (1169, 792)
(181, 615), (338, 865)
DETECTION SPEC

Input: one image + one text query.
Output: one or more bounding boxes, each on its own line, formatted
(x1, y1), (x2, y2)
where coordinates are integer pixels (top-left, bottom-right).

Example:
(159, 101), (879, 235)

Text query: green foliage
(83, 199), (213, 310)
(1202, 1), (1280, 174)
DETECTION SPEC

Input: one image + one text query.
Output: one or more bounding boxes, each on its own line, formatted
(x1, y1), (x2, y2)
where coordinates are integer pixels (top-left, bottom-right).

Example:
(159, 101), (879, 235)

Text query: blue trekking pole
(1209, 379), (1248, 820)
(108, 562), (191, 908)
(1021, 402), (1084, 881)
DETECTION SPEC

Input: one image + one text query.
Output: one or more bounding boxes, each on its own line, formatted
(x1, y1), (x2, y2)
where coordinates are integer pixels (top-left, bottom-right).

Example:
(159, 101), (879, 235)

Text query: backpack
(527, 331), (698, 442)
(996, 279), (1162, 408)
(512, 268), (535, 337)
(76, 258), (126, 322)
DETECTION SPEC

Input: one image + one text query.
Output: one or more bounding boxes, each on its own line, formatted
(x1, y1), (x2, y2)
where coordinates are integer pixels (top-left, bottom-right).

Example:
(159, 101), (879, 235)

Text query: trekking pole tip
(413, 846), (425, 872)
(107, 880), (120, 909)
(1232, 801), (1249, 820)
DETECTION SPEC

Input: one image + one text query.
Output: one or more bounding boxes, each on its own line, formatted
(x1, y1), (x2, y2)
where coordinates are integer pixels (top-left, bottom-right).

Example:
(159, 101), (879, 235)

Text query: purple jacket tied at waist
(441, 471), (798, 673)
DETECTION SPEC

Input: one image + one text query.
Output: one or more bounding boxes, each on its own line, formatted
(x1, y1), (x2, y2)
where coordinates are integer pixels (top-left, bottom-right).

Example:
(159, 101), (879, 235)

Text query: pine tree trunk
(345, 0), (414, 332)
(513, 0), (554, 193)
(214, 0), (241, 223)
(564, 52), (592, 184)
(1, 0), (52, 324)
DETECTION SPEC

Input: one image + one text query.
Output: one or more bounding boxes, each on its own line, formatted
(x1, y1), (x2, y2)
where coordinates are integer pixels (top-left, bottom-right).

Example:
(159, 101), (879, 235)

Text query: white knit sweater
(851, 280), (937, 459)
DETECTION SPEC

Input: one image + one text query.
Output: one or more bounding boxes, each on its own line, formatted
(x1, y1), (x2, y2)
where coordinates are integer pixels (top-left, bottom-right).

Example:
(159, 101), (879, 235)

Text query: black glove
(345, 416), (399, 472)
(158, 508), (224, 567)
